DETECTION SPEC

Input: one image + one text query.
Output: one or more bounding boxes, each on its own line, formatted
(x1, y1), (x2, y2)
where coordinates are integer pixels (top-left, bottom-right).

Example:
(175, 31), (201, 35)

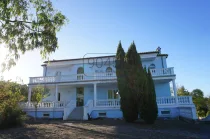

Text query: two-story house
(21, 49), (197, 120)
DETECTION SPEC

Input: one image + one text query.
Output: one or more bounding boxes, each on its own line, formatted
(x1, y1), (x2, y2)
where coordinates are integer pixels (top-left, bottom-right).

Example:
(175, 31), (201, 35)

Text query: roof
(42, 51), (168, 65)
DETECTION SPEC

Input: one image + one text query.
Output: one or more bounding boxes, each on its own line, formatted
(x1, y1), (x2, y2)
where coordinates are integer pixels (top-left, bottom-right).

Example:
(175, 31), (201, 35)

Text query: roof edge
(43, 51), (162, 63)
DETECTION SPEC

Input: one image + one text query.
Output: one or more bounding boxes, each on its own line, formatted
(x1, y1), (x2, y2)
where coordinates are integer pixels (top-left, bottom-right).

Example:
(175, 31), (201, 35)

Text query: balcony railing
(29, 67), (174, 84)
(96, 99), (120, 107)
(96, 96), (193, 107)
(19, 101), (70, 109)
(150, 67), (174, 76)
(20, 96), (193, 109)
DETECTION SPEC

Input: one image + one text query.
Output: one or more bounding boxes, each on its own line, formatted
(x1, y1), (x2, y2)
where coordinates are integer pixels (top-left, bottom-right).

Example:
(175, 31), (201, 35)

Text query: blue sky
(0, 0), (210, 96)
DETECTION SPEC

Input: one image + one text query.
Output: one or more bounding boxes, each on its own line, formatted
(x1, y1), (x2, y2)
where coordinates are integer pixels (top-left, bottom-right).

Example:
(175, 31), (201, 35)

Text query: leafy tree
(0, 0), (68, 71)
(177, 86), (190, 96)
(31, 86), (48, 120)
(0, 80), (28, 100)
(191, 89), (204, 99)
(190, 89), (208, 117)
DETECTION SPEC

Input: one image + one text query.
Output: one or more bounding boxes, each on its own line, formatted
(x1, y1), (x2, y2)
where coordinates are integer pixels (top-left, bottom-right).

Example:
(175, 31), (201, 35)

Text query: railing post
(189, 96), (193, 104)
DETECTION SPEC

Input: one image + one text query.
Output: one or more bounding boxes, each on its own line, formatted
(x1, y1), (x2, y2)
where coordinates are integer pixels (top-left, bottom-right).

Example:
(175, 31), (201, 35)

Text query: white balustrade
(178, 96), (192, 104)
(150, 67), (174, 76)
(156, 97), (176, 105)
(96, 99), (120, 107)
(29, 68), (174, 84)
(19, 101), (69, 109)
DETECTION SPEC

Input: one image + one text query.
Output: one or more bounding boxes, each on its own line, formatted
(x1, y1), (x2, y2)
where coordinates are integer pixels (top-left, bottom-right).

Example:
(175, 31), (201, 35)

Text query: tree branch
(5, 19), (32, 24)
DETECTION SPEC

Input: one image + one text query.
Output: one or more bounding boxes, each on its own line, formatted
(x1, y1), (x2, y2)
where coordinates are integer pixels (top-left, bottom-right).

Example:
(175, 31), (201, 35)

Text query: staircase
(68, 107), (84, 120)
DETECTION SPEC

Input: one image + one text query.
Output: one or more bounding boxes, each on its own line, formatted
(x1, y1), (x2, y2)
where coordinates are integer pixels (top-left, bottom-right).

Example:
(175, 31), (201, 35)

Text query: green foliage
(0, 0), (68, 71)
(0, 81), (26, 129)
(191, 89), (204, 99)
(177, 86), (209, 117)
(116, 41), (157, 123)
(177, 86), (190, 96)
(31, 86), (49, 119)
(143, 69), (158, 124)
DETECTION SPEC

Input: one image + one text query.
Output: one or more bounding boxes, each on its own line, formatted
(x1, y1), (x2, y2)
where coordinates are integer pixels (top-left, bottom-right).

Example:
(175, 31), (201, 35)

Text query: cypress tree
(115, 41), (130, 121)
(142, 69), (158, 124)
(124, 41), (145, 122)
(139, 67), (149, 120)
(116, 41), (125, 98)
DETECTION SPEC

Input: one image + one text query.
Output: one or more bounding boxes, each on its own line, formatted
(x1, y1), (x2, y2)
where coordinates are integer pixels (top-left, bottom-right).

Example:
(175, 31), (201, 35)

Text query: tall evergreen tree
(115, 41), (130, 121)
(124, 42), (145, 122)
(142, 69), (158, 124)
(140, 67), (149, 120)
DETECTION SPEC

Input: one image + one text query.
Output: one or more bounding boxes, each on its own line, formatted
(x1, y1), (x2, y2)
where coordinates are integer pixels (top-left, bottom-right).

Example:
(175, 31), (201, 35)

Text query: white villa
(21, 48), (197, 120)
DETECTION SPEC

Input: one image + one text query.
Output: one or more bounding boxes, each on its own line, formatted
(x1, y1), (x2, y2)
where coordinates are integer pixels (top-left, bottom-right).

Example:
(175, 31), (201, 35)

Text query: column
(55, 84), (58, 101)
(172, 79), (178, 104)
(94, 83), (97, 106)
(28, 87), (32, 103)
(28, 87), (32, 108)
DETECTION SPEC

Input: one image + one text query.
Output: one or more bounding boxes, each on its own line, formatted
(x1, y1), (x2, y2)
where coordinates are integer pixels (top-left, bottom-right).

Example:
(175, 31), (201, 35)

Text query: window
(55, 71), (61, 76)
(99, 112), (106, 117)
(43, 113), (50, 117)
(108, 90), (119, 99)
(148, 64), (155, 69)
(106, 67), (112, 76)
(58, 92), (61, 101)
(161, 110), (170, 115)
(77, 67), (84, 80)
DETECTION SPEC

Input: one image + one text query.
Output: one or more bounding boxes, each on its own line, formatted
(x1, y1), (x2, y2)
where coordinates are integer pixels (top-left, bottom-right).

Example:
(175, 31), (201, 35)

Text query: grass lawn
(0, 119), (209, 139)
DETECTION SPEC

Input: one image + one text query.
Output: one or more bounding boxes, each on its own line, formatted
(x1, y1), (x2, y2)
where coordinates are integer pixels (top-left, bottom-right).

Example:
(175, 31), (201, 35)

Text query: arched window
(148, 64), (156, 74)
(77, 67), (84, 80)
(106, 67), (112, 76)
(148, 64), (156, 69)
(77, 67), (84, 74)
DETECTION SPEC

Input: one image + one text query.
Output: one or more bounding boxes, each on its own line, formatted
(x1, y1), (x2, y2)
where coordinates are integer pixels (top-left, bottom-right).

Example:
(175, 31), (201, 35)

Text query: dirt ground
(0, 119), (209, 139)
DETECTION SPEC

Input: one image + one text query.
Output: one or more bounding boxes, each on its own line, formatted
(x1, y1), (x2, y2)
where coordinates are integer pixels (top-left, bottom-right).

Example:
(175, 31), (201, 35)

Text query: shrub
(0, 104), (26, 129)
(0, 81), (26, 129)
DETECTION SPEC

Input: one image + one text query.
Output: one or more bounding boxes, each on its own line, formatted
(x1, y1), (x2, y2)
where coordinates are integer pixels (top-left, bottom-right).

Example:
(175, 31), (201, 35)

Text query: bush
(0, 104), (26, 129)
(0, 81), (27, 129)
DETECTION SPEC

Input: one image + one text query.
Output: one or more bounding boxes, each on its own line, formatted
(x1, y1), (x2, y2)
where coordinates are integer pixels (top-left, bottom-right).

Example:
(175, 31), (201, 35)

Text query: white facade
(21, 51), (197, 120)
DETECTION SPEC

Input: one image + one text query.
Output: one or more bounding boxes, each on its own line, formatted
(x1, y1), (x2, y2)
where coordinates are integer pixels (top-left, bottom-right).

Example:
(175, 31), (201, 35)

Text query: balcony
(29, 67), (175, 84)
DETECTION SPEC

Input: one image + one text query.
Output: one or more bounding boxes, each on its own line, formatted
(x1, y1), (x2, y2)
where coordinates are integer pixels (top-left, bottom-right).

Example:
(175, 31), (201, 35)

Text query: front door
(76, 87), (84, 107)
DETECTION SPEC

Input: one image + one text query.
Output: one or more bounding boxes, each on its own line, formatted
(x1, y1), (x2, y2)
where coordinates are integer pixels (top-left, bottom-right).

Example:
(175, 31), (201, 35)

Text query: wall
(43, 85), (76, 102)
(42, 82), (171, 103)
(91, 110), (123, 118)
(155, 82), (171, 97)
(26, 111), (63, 119)
(90, 107), (179, 119)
